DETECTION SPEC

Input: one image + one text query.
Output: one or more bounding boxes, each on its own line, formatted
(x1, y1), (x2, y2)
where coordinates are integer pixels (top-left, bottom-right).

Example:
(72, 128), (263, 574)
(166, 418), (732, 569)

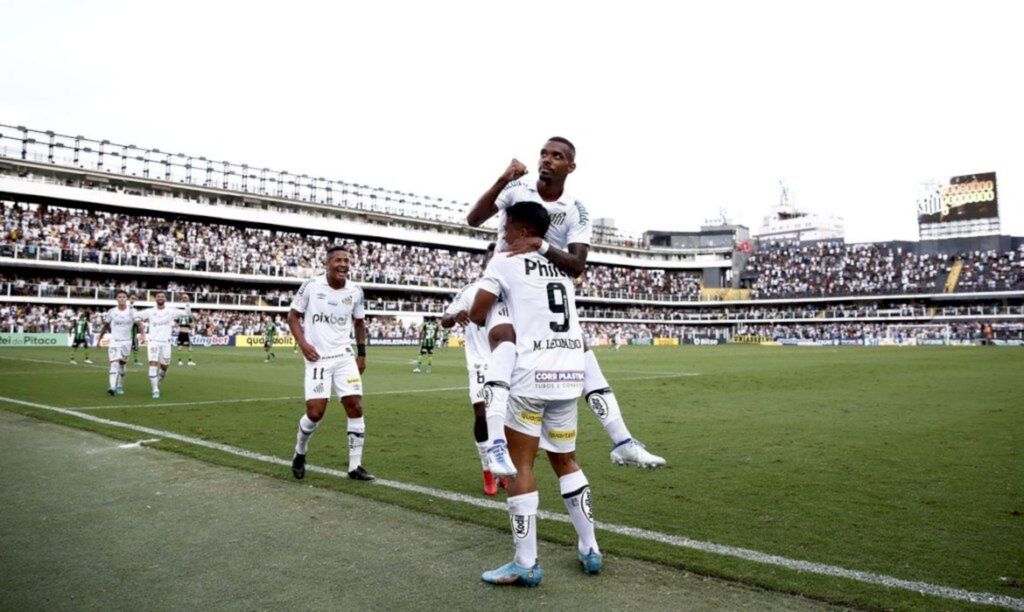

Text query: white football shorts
(506, 395), (579, 453)
(146, 342), (172, 365)
(304, 356), (363, 401)
(107, 341), (131, 363)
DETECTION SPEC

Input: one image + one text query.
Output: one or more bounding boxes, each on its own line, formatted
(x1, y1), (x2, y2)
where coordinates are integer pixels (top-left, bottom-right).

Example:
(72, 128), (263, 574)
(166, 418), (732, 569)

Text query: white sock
(117, 364), (126, 388)
(583, 351), (631, 444)
(560, 470), (599, 555)
(148, 366), (159, 392)
(295, 414), (319, 455)
(347, 416), (366, 472)
(476, 441), (490, 471)
(484, 341), (516, 445)
(108, 362), (119, 389)
(508, 491), (539, 568)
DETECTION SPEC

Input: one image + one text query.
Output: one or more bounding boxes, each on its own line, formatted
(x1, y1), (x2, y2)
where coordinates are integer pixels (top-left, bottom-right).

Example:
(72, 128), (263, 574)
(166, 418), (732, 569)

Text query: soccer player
(440, 325), (450, 351)
(441, 243), (508, 496)
(610, 328), (622, 352)
(96, 290), (144, 396)
(135, 291), (191, 399)
(288, 246), (374, 482)
(69, 311), (93, 364)
(128, 294), (144, 366)
(467, 137), (666, 469)
(413, 317), (438, 373)
(263, 317), (277, 363)
(175, 294), (196, 367)
(470, 202), (602, 585)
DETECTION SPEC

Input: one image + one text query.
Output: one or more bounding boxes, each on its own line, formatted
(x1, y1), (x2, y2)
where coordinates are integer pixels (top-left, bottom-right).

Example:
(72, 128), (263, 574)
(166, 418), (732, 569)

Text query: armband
(538, 240), (550, 255)
(356, 343), (367, 357)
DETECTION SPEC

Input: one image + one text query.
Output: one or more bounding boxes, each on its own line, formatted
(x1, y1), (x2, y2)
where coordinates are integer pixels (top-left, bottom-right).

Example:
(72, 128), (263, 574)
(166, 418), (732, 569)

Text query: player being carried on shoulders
(466, 137), (666, 471)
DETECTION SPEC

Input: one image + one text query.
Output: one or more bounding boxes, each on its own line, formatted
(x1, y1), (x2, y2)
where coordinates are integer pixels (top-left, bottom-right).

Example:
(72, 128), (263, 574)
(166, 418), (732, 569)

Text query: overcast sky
(2, 0), (1022, 243)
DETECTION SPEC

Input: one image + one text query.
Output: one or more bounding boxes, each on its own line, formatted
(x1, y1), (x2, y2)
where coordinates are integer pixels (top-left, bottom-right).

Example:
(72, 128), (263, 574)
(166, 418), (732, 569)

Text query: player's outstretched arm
(440, 310), (469, 328)
(466, 159), (528, 227)
(503, 239), (589, 278)
(469, 291), (497, 327)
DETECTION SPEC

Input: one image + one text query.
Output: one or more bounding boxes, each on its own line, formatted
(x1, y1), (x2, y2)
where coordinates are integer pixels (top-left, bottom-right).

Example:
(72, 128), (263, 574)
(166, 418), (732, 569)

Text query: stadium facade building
(1, 124), (1022, 347)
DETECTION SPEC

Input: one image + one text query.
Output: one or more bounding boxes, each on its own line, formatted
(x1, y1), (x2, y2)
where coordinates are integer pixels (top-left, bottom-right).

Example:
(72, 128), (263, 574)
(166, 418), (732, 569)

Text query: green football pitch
(1, 344), (1022, 610)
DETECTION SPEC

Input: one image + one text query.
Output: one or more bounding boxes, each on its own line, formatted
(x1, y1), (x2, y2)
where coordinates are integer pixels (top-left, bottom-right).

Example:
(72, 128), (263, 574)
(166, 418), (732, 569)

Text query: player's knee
(341, 396), (363, 417)
(305, 400), (327, 421)
(546, 452), (579, 475)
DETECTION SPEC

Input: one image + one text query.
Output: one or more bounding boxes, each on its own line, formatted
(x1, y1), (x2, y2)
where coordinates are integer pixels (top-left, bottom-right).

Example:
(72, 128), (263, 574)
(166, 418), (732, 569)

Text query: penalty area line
(0, 394), (1020, 610)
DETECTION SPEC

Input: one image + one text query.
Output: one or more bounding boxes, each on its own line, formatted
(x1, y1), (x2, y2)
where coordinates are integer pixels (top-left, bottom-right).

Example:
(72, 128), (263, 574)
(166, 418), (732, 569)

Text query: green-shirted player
(69, 312), (93, 364)
(263, 318), (277, 362)
(441, 325), (450, 351)
(175, 294), (196, 366)
(414, 317), (439, 374)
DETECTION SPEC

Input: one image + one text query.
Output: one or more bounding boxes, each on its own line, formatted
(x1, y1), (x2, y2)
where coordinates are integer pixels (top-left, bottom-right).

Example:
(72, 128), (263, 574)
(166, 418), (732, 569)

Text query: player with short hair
(441, 243), (509, 496)
(467, 137), (666, 470)
(288, 246), (374, 482)
(135, 291), (191, 399)
(263, 317), (277, 363)
(471, 202), (602, 586)
(414, 317), (439, 373)
(175, 293), (196, 367)
(69, 311), (93, 364)
(440, 325), (450, 351)
(96, 290), (144, 396)
(128, 294), (144, 366)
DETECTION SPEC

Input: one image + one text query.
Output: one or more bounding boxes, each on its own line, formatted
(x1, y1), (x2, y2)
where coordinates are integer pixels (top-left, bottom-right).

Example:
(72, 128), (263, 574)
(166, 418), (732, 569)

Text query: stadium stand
(1, 124), (1022, 347)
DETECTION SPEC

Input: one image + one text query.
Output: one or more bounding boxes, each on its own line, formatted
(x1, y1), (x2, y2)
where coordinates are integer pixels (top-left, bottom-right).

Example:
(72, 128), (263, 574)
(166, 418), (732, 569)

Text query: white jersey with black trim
(444, 282), (489, 366)
(478, 252), (585, 400)
(105, 306), (138, 344)
(136, 305), (189, 344)
(494, 179), (592, 250)
(290, 275), (365, 359)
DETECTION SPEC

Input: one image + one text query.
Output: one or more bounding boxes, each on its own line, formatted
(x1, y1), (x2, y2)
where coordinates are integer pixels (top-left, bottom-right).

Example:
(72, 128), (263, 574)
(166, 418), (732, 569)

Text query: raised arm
(466, 159), (528, 227)
(503, 240), (589, 278)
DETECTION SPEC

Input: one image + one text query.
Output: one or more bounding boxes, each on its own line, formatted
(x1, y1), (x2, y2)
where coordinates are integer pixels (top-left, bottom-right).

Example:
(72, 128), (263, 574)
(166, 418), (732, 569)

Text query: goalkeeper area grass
(1, 344), (1021, 610)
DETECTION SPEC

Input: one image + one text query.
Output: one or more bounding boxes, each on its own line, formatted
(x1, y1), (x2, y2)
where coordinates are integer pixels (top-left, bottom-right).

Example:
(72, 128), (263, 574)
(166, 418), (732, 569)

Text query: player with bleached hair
(96, 289), (144, 396)
(135, 291), (191, 399)
(471, 202), (602, 586)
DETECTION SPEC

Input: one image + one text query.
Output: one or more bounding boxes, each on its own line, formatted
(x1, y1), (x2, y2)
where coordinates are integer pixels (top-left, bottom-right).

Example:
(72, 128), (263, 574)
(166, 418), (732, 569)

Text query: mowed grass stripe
(2, 393), (1021, 610)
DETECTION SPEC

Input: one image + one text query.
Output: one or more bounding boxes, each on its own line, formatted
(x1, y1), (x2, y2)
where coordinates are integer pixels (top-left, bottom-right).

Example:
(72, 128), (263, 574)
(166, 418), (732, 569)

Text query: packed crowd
(955, 246), (1024, 292)
(1, 202), (703, 299)
(744, 240), (1024, 298)
(744, 241), (946, 298)
(734, 321), (1024, 342)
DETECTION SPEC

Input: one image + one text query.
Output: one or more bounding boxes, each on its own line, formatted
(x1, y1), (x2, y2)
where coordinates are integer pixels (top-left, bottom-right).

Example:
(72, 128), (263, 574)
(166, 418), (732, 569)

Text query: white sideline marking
(1, 394), (1021, 610)
(118, 438), (161, 449)
(0, 355), (106, 369)
(74, 396), (302, 411)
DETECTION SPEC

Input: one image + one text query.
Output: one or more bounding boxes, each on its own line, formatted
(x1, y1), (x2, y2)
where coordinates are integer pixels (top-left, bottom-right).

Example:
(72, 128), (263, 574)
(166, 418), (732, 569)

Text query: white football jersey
(136, 306), (189, 344)
(495, 179), (592, 250)
(478, 252), (585, 399)
(444, 282), (490, 366)
(105, 306), (138, 343)
(291, 274), (365, 359)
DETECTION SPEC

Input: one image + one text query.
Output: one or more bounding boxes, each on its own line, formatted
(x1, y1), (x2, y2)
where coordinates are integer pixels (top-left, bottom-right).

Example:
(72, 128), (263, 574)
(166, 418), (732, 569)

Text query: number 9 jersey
(477, 252), (585, 400)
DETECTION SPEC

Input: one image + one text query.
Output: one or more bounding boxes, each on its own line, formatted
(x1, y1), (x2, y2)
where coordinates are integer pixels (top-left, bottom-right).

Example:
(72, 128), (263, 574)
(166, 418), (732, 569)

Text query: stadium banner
(446, 337), (466, 348)
(653, 337), (679, 346)
(684, 337), (726, 346)
(917, 172), (998, 224)
(189, 335), (234, 347)
(731, 335), (773, 344)
(368, 338), (419, 347)
(0, 332), (69, 347)
(236, 334), (296, 348)
(629, 338), (653, 346)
